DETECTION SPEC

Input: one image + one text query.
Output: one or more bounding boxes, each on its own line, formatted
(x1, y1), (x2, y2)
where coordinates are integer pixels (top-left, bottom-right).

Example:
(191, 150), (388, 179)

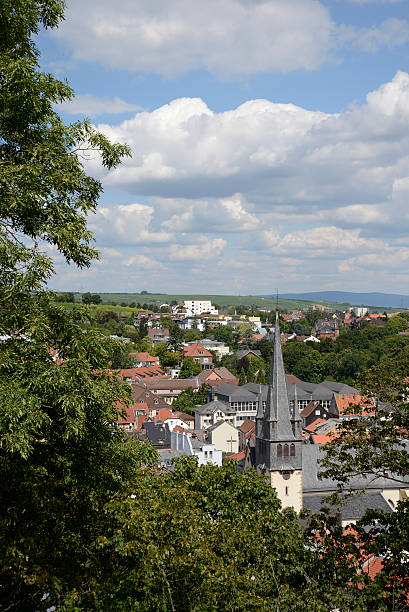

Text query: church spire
(263, 311), (295, 441)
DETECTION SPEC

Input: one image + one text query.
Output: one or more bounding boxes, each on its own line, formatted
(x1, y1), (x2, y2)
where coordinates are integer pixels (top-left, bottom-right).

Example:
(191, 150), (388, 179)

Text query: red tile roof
(119, 366), (167, 381)
(333, 394), (375, 417)
(304, 417), (326, 432)
(183, 342), (212, 359)
(238, 419), (255, 434)
(227, 450), (246, 461)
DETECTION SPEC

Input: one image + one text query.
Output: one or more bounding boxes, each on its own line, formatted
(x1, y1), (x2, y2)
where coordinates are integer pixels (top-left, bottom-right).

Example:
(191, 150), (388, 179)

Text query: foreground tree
(319, 356), (409, 607)
(0, 2), (158, 608)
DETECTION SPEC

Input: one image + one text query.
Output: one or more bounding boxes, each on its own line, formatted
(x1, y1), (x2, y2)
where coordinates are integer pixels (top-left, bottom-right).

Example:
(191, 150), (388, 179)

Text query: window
(284, 444), (289, 457)
(290, 444), (295, 457)
(154, 399), (158, 404)
(277, 444), (282, 457)
(285, 486), (289, 496)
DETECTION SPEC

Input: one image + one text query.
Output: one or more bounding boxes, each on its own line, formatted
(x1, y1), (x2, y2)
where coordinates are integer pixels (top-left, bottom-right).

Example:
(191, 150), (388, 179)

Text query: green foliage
(172, 384), (209, 415)
(179, 355), (202, 378)
(82, 291), (102, 304)
(213, 324), (234, 346)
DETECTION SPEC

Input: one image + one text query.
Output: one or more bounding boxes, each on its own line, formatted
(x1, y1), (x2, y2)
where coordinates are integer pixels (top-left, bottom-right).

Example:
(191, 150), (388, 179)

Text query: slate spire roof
(264, 311), (297, 441)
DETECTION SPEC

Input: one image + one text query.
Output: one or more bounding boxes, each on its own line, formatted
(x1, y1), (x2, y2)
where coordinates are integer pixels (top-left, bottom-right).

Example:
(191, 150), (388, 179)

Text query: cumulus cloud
(161, 194), (260, 233)
(89, 203), (173, 245)
(168, 237), (226, 261)
(91, 72), (409, 221)
(54, 0), (333, 76)
(58, 94), (141, 117)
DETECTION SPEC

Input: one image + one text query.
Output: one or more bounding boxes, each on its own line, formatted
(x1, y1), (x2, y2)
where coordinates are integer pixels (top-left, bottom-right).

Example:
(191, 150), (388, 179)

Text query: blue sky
(39, 0), (409, 295)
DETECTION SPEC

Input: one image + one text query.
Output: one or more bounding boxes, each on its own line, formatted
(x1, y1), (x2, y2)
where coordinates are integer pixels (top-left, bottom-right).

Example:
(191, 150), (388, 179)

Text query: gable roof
(197, 367), (238, 385)
(300, 401), (329, 419)
(207, 419), (238, 433)
(304, 417), (326, 432)
(183, 342), (212, 358)
(195, 400), (236, 415)
(238, 419), (256, 434)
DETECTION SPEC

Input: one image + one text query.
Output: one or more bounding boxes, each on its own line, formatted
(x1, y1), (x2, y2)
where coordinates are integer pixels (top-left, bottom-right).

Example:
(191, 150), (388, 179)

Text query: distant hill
(277, 291), (409, 309)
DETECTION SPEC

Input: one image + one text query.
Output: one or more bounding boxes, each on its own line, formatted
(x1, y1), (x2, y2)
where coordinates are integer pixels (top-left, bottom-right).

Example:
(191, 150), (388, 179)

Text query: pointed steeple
(263, 311), (295, 441)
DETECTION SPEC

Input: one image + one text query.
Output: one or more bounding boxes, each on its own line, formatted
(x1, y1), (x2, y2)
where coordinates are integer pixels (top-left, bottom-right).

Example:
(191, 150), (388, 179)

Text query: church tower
(255, 311), (303, 512)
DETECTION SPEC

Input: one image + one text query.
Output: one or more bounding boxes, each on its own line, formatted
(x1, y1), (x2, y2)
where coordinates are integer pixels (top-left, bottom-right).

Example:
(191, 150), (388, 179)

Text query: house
(142, 421), (171, 448)
(117, 401), (149, 432)
(207, 420), (239, 454)
(173, 410), (195, 429)
(300, 401), (330, 429)
(237, 349), (262, 360)
(210, 383), (260, 426)
(171, 430), (222, 466)
(132, 383), (170, 416)
(129, 352), (159, 367)
(312, 319), (339, 339)
(148, 328), (170, 343)
(177, 316), (205, 332)
(190, 339), (230, 358)
(194, 400), (236, 430)
(183, 342), (213, 368)
(197, 366), (238, 387)
(144, 378), (200, 404)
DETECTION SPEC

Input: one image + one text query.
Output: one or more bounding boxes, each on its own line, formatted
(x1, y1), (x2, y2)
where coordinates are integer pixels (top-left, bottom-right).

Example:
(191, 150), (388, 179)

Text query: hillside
(278, 291), (409, 309)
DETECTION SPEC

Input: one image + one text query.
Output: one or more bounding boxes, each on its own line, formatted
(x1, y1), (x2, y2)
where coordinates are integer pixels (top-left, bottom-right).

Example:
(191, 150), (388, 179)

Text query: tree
(172, 384), (209, 415)
(213, 324), (234, 346)
(167, 324), (184, 352)
(319, 357), (409, 607)
(178, 356), (202, 378)
(82, 292), (102, 304)
(0, 3), (160, 607)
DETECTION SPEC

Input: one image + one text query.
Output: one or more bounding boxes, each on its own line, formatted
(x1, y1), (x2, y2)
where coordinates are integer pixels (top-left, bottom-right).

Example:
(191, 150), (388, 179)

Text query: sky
(38, 0), (409, 295)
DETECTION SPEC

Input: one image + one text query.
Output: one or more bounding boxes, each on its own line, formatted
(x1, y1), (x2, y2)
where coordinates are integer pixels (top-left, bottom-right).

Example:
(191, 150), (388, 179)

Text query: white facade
(182, 300), (218, 315)
(171, 431), (222, 466)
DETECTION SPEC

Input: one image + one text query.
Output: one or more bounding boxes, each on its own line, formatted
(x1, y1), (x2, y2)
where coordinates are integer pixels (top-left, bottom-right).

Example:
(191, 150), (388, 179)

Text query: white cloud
(58, 94), (141, 117)
(90, 72), (409, 219)
(340, 19), (409, 53)
(161, 194), (260, 233)
(168, 237), (226, 261)
(122, 254), (163, 268)
(89, 203), (173, 245)
(55, 0), (334, 77)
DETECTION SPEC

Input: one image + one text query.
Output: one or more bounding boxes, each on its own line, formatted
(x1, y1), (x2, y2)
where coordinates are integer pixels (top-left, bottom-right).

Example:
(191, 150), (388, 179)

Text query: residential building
(144, 378), (199, 404)
(187, 339), (230, 358)
(119, 366), (167, 382)
(182, 300), (218, 315)
(311, 319), (339, 339)
(300, 401), (330, 429)
(129, 352), (159, 367)
(132, 383), (169, 415)
(171, 430), (222, 466)
(194, 400), (236, 430)
(183, 341), (213, 368)
(148, 328), (170, 343)
(197, 366), (238, 388)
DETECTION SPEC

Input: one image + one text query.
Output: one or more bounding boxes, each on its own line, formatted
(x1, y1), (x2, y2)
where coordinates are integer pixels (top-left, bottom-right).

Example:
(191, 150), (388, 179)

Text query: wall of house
(209, 423), (239, 453)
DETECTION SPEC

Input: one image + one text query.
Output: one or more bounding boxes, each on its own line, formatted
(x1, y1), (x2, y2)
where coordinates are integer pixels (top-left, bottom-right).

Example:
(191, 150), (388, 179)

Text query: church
(245, 312), (409, 522)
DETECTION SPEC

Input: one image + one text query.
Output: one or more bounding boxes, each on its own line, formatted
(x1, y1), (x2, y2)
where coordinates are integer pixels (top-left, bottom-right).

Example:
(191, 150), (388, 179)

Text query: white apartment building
(182, 300), (218, 315)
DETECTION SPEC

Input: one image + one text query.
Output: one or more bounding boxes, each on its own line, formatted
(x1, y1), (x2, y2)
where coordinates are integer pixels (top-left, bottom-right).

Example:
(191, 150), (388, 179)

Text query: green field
(59, 292), (395, 313)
